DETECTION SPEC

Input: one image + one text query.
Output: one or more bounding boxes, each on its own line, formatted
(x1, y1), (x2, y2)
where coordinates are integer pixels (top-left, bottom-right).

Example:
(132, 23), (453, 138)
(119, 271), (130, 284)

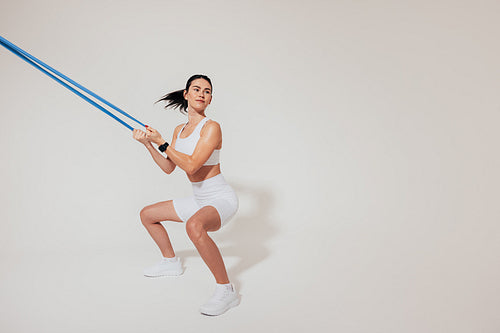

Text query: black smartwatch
(158, 141), (169, 152)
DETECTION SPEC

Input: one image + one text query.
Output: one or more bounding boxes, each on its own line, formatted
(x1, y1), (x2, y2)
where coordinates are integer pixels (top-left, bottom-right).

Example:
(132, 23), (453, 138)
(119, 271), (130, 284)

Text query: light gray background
(0, 0), (498, 332)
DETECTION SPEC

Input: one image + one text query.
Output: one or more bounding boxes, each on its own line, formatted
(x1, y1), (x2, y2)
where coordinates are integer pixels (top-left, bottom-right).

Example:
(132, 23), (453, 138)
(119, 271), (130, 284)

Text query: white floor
(1, 212), (498, 333)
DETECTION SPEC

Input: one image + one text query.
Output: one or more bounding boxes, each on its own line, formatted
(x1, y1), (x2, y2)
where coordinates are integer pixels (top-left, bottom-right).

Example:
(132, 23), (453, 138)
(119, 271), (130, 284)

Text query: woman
(132, 74), (239, 316)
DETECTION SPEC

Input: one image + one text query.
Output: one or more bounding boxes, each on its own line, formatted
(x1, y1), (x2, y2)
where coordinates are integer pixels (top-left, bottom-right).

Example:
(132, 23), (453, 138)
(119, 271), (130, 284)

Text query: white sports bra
(174, 117), (220, 166)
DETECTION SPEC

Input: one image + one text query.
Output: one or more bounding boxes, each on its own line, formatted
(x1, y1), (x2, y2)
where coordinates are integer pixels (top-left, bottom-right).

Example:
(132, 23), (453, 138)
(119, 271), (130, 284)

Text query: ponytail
(155, 74), (213, 115)
(156, 89), (188, 114)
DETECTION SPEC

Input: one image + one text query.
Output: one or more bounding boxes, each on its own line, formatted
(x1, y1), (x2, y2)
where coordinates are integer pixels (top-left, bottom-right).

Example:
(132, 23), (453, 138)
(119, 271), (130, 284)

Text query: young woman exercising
(132, 74), (239, 316)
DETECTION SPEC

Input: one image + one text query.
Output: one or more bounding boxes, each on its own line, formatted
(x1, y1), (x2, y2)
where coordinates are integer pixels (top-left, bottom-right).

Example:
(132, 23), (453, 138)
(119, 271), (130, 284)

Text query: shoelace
(211, 289), (233, 303)
(159, 263), (176, 269)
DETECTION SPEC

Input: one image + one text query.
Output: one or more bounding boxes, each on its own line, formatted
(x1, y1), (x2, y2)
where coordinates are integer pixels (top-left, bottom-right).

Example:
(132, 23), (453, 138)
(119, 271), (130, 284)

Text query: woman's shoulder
(206, 118), (220, 127)
(200, 118), (222, 138)
(204, 118), (221, 132)
(172, 123), (185, 139)
(174, 122), (186, 132)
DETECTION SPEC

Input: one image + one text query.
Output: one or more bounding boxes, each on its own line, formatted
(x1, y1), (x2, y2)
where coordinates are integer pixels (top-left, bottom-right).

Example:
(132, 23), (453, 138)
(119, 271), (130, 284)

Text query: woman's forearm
(145, 143), (175, 174)
(165, 146), (195, 175)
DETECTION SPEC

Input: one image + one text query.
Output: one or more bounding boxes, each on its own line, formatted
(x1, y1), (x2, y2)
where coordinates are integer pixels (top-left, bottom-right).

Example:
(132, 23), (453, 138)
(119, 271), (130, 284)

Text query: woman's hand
(133, 129), (150, 145)
(145, 126), (164, 145)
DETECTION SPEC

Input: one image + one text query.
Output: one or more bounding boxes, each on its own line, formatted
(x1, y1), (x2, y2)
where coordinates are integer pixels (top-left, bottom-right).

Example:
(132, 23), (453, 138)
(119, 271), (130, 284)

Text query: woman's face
(184, 78), (212, 112)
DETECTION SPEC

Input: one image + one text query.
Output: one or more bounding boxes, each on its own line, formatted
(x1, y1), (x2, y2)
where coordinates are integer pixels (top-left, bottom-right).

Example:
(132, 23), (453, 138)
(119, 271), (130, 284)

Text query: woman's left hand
(145, 126), (164, 145)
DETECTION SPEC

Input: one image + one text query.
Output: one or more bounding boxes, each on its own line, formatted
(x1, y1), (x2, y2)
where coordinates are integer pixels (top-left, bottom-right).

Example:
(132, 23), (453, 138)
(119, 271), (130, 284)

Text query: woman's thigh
(140, 200), (183, 223)
(187, 205), (222, 234)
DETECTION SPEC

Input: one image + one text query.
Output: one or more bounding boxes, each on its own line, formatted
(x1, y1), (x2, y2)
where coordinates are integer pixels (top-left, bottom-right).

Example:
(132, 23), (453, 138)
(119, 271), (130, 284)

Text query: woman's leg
(185, 206), (229, 284)
(140, 200), (183, 258)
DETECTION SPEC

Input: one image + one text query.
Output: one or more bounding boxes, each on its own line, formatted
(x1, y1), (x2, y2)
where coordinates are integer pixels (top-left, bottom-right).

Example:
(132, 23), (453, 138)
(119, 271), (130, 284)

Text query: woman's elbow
(163, 165), (175, 174)
(186, 164), (201, 176)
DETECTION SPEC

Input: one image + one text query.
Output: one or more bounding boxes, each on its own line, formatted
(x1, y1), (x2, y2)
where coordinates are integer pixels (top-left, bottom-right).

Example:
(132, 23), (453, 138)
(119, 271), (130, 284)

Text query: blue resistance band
(0, 35), (146, 131)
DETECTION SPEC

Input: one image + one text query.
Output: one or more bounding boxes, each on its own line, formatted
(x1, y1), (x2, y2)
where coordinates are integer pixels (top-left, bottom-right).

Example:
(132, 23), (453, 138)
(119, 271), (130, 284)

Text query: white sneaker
(143, 257), (184, 277)
(199, 284), (240, 316)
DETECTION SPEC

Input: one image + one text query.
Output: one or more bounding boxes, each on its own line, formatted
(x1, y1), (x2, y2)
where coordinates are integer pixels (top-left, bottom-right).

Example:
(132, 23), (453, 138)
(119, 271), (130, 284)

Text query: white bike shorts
(172, 174), (239, 227)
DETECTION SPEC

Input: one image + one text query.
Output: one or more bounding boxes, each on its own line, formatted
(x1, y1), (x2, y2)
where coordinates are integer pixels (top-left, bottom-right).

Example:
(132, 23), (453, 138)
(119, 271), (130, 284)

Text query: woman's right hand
(133, 129), (150, 145)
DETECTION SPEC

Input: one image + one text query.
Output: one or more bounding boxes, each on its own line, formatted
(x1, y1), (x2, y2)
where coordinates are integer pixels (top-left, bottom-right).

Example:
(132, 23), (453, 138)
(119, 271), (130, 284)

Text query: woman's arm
(147, 121), (221, 176)
(165, 121), (221, 175)
(133, 128), (176, 174)
(144, 142), (176, 174)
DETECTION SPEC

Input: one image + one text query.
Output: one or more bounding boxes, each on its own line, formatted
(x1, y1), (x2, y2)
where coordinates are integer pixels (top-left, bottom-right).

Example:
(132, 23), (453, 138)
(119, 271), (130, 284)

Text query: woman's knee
(140, 205), (154, 225)
(186, 218), (205, 242)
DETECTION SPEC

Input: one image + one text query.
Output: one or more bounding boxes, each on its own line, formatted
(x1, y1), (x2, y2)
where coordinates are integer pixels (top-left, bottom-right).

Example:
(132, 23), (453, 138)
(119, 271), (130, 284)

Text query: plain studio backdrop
(0, 0), (498, 332)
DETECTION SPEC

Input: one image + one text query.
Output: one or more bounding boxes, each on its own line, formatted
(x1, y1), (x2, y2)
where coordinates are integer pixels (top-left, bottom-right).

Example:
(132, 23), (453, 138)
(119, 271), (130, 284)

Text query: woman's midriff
(188, 164), (221, 183)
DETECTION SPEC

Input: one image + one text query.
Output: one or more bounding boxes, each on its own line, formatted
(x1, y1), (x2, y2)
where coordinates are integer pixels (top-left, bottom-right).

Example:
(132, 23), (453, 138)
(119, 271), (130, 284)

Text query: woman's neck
(186, 107), (206, 125)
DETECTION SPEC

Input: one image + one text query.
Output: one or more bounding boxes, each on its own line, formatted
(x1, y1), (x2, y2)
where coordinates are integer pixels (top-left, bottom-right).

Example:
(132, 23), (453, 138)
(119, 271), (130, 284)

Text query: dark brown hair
(156, 74), (213, 114)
